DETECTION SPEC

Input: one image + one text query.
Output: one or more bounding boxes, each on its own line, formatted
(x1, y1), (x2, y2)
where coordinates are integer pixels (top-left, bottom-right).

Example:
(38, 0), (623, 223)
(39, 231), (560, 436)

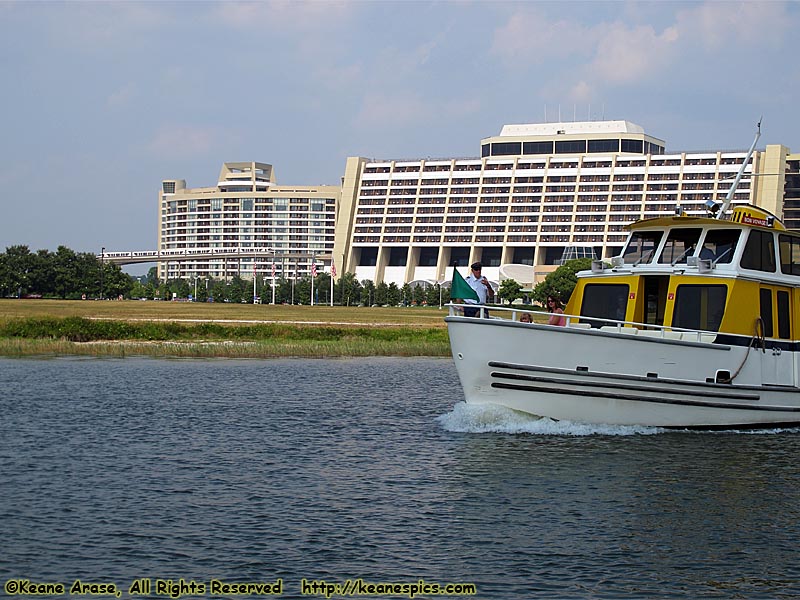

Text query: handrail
(445, 303), (719, 342)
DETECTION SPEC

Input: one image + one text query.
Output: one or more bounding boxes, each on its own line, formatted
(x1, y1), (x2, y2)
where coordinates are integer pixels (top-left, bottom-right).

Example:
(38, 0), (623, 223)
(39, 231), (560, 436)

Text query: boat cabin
(565, 206), (800, 341)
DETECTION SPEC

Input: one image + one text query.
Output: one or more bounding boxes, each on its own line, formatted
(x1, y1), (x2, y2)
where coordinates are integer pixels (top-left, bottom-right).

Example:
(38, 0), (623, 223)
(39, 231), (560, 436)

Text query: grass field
(0, 299), (449, 327)
(0, 299), (455, 358)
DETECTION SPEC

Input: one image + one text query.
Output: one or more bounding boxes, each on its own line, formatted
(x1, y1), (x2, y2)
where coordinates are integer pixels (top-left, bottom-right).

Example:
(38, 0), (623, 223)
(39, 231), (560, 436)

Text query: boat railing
(446, 303), (717, 343)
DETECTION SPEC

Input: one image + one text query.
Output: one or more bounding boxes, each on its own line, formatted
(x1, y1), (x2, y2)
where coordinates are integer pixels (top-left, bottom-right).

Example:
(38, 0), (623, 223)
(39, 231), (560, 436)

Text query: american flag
(271, 263), (276, 277)
(311, 263), (317, 277)
(331, 263), (337, 277)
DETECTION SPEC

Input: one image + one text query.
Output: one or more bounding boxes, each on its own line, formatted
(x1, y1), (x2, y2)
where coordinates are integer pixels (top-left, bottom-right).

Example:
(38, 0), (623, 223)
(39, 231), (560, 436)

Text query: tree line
(0, 245), (132, 299)
(135, 269), (455, 306)
(1, 244), (590, 307)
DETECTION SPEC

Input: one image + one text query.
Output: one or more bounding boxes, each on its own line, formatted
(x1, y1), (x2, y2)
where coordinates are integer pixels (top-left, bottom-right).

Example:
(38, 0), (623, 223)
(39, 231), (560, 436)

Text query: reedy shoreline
(0, 304), (452, 358)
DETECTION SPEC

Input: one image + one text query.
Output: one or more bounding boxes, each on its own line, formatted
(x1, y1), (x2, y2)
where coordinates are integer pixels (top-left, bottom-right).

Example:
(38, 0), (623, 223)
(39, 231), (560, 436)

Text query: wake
(436, 402), (664, 436)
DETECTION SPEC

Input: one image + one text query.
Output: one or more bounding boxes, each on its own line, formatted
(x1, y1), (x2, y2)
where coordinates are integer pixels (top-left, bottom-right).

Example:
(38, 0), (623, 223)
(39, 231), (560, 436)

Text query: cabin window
(658, 228), (702, 264)
(623, 231), (662, 264)
(699, 229), (739, 263)
(778, 234), (800, 275)
(760, 288), (774, 338)
(580, 284), (629, 327)
(672, 285), (727, 332)
(741, 230), (776, 272)
(777, 291), (791, 339)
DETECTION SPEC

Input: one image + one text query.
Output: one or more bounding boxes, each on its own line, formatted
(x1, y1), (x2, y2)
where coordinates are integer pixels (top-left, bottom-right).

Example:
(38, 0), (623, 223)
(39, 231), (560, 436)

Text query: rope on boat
(721, 317), (765, 383)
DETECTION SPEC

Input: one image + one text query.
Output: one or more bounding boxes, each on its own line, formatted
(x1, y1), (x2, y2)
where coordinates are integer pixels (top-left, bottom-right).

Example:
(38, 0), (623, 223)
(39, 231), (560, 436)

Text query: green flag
(450, 267), (480, 301)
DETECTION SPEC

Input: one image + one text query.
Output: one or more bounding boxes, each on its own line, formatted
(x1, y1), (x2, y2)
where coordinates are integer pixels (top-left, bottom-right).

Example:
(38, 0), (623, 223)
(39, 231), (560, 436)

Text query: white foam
(436, 402), (664, 436)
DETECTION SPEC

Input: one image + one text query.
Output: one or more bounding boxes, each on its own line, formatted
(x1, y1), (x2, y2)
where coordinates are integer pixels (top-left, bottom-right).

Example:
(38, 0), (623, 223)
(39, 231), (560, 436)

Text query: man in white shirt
(463, 262), (494, 317)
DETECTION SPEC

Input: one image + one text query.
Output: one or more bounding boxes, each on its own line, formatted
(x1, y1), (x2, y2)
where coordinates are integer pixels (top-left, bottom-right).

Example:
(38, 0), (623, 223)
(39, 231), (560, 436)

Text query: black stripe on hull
(491, 371), (760, 401)
(489, 382), (800, 429)
(488, 361), (798, 394)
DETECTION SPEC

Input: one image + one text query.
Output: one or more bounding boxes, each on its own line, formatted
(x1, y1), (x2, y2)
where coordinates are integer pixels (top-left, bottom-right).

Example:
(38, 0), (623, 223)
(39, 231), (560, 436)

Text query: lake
(2, 357), (799, 598)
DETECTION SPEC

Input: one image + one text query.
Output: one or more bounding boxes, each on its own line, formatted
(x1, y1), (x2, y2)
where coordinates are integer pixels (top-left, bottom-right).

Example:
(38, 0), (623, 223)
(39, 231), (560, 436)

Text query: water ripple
(2, 357), (800, 598)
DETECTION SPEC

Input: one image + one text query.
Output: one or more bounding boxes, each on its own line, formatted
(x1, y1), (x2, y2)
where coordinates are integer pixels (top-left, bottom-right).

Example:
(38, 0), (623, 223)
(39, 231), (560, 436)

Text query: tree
(361, 279), (375, 306)
(498, 278), (523, 305)
(103, 264), (134, 299)
(387, 282), (401, 306)
(336, 272), (361, 306)
(3, 245), (34, 297)
(52, 246), (80, 298)
(425, 283), (440, 307)
(400, 283), (412, 306)
(412, 284), (426, 305)
(374, 281), (389, 306)
(532, 258), (594, 306)
(227, 275), (247, 303)
(314, 273), (330, 304)
(145, 266), (159, 286)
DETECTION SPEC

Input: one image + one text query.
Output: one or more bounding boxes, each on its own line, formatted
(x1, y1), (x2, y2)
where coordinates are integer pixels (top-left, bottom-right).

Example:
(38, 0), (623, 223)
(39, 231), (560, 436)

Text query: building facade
(334, 121), (793, 287)
(158, 162), (337, 281)
(155, 122), (798, 290)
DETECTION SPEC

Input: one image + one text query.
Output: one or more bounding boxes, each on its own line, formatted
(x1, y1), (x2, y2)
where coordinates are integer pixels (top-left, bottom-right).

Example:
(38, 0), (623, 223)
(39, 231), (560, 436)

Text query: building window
(587, 139), (620, 153)
(555, 140), (587, 154)
(491, 142), (522, 156)
(621, 139), (644, 153)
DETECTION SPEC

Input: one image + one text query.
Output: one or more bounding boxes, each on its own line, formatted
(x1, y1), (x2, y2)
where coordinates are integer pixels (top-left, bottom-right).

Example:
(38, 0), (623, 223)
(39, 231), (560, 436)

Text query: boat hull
(446, 316), (800, 428)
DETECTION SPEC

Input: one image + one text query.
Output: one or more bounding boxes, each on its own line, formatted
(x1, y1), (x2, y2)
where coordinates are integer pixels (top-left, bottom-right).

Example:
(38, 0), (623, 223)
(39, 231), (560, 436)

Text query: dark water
(2, 357), (800, 599)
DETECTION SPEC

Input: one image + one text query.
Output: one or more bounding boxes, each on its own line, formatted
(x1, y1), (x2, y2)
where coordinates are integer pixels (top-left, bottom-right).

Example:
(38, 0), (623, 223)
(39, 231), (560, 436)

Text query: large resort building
(158, 162), (336, 281)
(156, 120), (799, 288)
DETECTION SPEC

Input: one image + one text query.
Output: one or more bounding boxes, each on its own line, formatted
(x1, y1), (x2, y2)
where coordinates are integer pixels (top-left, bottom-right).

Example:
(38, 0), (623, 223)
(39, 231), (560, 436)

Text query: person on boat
(519, 312), (532, 323)
(547, 295), (566, 326)
(464, 261), (494, 317)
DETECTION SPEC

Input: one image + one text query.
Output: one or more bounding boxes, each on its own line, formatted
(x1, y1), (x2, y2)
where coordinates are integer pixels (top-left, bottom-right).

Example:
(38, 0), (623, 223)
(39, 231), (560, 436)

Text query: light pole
(100, 247), (105, 300)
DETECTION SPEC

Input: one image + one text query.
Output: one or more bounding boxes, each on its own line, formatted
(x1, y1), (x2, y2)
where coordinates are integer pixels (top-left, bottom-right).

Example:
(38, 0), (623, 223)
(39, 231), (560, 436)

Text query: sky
(2, 0), (799, 274)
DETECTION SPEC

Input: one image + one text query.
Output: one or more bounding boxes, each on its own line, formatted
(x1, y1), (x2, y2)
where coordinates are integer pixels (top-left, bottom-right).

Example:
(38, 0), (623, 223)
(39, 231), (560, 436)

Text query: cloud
(107, 83), (137, 109)
(214, 0), (353, 30)
(355, 92), (429, 128)
(46, 2), (171, 50)
(677, 1), (791, 49)
(589, 23), (679, 84)
(490, 10), (594, 64)
(147, 125), (222, 160)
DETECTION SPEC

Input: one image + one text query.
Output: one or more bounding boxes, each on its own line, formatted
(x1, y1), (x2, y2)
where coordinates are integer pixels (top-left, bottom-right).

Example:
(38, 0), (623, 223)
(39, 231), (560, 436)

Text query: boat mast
(717, 118), (762, 219)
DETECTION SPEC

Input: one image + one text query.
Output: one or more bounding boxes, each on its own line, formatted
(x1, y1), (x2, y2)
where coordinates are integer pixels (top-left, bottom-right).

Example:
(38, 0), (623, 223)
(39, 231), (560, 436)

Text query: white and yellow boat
(446, 124), (800, 429)
(446, 205), (800, 429)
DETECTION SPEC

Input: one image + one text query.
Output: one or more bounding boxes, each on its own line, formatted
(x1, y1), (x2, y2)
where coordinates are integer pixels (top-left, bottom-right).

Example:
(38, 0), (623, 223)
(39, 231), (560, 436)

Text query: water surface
(1, 357), (799, 598)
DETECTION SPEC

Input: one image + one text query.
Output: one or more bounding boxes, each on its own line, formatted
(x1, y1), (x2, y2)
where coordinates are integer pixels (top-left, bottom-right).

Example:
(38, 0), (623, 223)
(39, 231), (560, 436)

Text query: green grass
(0, 301), (453, 358)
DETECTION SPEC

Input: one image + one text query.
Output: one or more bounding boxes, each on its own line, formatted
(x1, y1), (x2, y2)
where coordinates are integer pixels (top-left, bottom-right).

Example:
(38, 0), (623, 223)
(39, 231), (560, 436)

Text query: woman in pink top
(547, 296), (566, 326)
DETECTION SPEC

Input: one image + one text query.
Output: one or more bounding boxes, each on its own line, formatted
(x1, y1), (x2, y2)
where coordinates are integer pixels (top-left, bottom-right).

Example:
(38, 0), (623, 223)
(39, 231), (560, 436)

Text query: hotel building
(158, 121), (799, 288)
(333, 121), (795, 287)
(158, 162), (337, 280)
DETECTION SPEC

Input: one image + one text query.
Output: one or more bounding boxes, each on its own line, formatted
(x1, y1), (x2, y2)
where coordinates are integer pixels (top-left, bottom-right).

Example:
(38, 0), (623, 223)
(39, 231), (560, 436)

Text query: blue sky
(2, 0), (798, 273)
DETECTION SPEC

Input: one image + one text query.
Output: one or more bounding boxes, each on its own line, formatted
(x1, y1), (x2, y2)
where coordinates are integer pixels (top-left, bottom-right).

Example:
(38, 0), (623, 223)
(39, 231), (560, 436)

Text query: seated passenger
(547, 296), (566, 326)
(519, 313), (532, 323)
(699, 246), (716, 260)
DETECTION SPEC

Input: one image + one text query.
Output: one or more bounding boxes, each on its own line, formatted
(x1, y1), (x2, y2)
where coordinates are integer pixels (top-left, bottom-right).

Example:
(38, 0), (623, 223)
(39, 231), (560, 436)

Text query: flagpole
(253, 261), (257, 303)
(330, 262), (334, 307)
(310, 251), (315, 307)
(271, 259), (276, 305)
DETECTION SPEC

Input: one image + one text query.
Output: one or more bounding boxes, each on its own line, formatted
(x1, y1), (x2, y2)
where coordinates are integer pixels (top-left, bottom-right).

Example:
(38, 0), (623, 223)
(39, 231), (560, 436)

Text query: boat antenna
(717, 118), (762, 219)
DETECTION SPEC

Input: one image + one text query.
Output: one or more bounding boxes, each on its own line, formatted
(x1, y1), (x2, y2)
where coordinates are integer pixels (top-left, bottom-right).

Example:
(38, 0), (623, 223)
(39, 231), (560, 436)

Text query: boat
(446, 124), (800, 429)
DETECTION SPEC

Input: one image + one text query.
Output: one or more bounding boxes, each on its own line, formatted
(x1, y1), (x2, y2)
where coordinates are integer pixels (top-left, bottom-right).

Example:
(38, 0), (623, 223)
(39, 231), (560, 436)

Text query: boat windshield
(658, 228), (703, 264)
(623, 231), (662, 264)
(699, 229), (740, 264)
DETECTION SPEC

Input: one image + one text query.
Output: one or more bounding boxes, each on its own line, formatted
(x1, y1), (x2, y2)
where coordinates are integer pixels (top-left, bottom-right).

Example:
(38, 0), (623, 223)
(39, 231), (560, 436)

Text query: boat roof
(627, 205), (786, 232)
